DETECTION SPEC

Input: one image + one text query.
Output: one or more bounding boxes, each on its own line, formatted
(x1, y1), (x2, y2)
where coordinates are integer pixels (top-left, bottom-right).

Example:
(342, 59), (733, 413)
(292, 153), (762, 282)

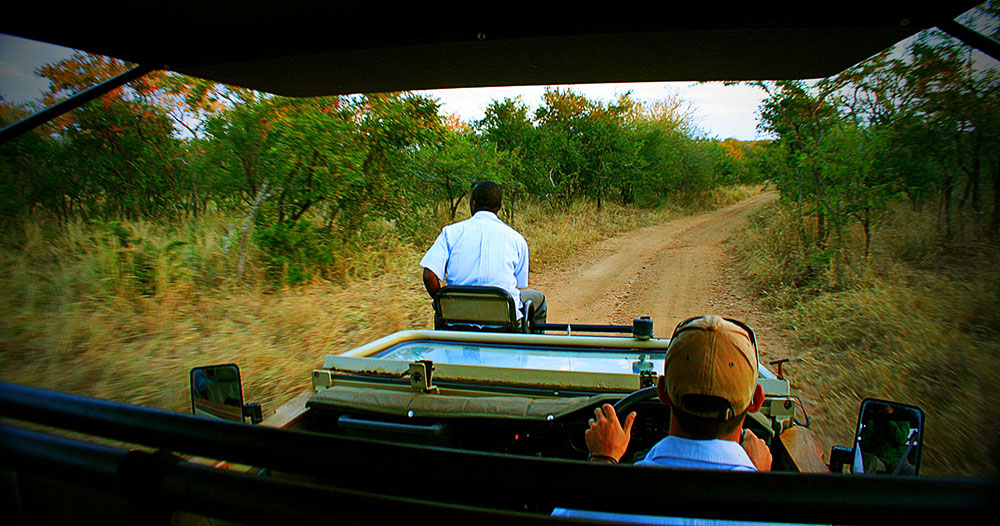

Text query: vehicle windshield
(376, 340), (667, 375)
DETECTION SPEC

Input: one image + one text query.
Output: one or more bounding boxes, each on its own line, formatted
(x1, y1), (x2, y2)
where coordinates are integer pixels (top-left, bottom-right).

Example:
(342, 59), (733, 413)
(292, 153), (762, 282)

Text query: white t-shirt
(419, 211), (529, 312)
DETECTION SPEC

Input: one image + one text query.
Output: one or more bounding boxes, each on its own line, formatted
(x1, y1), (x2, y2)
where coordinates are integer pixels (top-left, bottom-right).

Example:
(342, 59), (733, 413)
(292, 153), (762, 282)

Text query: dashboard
(304, 397), (670, 462)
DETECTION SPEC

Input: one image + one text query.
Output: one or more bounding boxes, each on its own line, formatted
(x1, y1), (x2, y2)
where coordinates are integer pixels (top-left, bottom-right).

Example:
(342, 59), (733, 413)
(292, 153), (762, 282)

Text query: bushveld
(733, 196), (1000, 478)
(0, 188), (750, 417)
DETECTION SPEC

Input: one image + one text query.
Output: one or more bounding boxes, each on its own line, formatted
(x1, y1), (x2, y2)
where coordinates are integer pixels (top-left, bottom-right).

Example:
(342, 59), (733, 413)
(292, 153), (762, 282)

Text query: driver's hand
(741, 430), (772, 472)
(585, 404), (636, 463)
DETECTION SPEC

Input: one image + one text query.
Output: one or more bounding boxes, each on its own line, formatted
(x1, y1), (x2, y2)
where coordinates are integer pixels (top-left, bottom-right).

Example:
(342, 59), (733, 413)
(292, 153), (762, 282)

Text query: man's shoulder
(470, 212), (527, 239)
(488, 213), (527, 240)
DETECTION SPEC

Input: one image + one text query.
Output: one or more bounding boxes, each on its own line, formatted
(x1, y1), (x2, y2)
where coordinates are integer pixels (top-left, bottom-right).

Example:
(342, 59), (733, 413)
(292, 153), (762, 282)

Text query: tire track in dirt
(531, 192), (779, 333)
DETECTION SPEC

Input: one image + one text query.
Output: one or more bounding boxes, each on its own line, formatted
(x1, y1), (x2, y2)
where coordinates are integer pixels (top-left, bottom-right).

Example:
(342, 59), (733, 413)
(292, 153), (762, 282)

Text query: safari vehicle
(2, 3), (999, 525)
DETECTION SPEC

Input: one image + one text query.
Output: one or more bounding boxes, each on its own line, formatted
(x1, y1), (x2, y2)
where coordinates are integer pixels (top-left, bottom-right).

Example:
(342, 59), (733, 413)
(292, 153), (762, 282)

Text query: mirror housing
(850, 398), (925, 476)
(243, 402), (263, 424)
(190, 364), (246, 423)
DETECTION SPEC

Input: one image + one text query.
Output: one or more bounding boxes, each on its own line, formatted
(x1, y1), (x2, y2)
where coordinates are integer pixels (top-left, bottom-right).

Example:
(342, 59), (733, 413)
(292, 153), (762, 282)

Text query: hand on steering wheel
(585, 404), (636, 463)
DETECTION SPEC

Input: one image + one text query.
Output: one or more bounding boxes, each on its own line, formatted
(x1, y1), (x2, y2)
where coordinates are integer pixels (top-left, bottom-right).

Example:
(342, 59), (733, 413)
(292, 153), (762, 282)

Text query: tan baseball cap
(663, 316), (759, 419)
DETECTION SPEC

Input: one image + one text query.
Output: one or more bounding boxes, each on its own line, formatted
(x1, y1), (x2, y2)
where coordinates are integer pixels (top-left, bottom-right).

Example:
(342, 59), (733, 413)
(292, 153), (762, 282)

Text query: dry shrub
(733, 197), (1000, 477)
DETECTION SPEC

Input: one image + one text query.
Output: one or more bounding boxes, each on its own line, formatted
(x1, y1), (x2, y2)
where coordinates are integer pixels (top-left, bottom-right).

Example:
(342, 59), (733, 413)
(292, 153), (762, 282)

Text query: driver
(419, 180), (547, 324)
(552, 315), (774, 524)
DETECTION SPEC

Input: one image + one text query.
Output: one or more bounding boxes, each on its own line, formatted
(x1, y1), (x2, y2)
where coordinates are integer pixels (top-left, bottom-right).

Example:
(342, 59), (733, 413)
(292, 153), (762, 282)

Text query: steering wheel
(612, 386), (659, 417)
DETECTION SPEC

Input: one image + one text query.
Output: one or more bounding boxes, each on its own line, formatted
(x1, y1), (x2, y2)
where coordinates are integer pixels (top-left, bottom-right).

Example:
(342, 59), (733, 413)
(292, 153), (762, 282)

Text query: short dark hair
(471, 181), (502, 213)
(671, 395), (747, 439)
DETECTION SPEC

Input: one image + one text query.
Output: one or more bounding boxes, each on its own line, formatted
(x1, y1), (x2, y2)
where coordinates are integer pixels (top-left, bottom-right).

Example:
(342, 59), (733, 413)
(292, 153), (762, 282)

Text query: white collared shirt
(419, 211), (529, 312)
(635, 435), (757, 471)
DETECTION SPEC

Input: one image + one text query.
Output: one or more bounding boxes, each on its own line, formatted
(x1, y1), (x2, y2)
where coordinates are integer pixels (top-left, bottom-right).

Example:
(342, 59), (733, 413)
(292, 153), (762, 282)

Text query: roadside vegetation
(0, 189), (750, 415)
(1, 1), (996, 480)
(0, 44), (762, 416)
(732, 4), (1000, 478)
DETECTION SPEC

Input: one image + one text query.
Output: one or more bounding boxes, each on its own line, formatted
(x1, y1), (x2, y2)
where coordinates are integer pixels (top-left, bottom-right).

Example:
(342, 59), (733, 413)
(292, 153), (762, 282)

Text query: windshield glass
(376, 340), (666, 375)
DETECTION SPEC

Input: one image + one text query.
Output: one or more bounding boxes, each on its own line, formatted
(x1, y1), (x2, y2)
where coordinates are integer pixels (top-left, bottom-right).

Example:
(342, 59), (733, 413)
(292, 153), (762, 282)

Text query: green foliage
(0, 105), (54, 222)
(254, 220), (332, 285)
(3, 49), (755, 282)
(476, 88), (718, 209)
(203, 95), (367, 225)
(750, 22), (1000, 272)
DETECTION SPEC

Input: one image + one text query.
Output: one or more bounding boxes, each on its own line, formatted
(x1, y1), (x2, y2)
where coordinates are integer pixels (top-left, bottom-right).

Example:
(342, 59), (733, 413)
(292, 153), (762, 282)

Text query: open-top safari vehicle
(2, 3), (999, 524)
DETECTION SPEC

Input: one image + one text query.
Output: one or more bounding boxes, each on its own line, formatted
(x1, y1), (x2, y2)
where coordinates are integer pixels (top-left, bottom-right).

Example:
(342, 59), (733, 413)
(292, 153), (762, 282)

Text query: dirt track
(531, 191), (832, 447)
(533, 192), (778, 333)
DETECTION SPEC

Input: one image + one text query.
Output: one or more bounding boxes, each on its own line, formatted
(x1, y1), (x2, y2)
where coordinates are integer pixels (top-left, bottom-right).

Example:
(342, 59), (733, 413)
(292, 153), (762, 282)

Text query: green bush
(254, 220), (332, 285)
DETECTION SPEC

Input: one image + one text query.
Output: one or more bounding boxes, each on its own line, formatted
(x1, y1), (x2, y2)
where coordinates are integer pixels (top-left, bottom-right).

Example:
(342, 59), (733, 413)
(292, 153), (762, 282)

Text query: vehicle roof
(1, 2), (980, 96)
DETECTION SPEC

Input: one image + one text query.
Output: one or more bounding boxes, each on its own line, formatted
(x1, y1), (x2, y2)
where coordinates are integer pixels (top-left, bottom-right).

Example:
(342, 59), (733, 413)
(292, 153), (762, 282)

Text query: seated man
(553, 315), (778, 525)
(419, 180), (546, 325)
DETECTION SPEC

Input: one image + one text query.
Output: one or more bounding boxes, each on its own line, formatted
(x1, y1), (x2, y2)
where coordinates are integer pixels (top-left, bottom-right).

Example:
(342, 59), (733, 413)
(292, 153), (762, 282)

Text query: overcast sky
(1, 32), (771, 141)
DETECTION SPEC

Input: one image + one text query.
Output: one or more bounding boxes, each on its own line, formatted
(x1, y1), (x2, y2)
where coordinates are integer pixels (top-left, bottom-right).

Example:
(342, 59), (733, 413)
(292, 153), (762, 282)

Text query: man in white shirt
(553, 316), (777, 525)
(419, 181), (547, 324)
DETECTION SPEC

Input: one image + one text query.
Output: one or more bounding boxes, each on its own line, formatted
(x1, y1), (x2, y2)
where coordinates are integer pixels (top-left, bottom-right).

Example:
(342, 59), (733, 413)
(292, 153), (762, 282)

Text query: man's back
(419, 210), (528, 309)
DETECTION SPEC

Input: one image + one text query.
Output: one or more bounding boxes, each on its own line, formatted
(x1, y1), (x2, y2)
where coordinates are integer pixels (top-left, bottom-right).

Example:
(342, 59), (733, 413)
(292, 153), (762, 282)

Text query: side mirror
(851, 398), (924, 476)
(190, 364), (247, 423)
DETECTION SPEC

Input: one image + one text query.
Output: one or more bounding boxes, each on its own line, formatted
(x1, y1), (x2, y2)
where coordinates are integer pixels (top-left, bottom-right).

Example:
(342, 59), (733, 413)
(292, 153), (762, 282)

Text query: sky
(417, 82), (772, 141)
(0, 33), (772, 141)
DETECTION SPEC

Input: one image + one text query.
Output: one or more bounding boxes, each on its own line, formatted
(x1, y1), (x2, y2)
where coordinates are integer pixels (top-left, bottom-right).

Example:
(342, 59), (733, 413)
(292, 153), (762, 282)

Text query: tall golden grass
(732, 198), (1000, 478)
(0, 187), (754, 421)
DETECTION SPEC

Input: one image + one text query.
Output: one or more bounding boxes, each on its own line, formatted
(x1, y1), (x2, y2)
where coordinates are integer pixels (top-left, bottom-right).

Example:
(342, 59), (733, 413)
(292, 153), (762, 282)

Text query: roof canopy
(1, 2), (981, 96)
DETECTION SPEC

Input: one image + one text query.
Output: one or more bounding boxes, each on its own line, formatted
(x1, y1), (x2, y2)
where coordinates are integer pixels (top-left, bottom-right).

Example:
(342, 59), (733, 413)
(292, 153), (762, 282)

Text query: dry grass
(0, 214), (431, 413)
(732, 198), (1000, 478)
(0, 187), (757, 423)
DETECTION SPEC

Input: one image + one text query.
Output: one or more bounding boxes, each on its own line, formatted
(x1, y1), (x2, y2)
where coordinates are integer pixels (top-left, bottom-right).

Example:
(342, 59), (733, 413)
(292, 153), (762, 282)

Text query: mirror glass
(853, 398), (924, 476)
(190, 364), (244, 422)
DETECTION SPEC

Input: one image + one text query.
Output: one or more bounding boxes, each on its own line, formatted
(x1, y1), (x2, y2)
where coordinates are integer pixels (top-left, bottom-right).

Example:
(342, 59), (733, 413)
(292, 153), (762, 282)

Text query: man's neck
(668, 410), (743, 443)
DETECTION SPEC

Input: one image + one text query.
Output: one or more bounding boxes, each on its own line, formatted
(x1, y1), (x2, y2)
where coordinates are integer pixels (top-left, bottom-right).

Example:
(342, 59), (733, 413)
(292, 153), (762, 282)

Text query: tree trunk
(991, 155), (999, 237)
(940, 169), (955, 241)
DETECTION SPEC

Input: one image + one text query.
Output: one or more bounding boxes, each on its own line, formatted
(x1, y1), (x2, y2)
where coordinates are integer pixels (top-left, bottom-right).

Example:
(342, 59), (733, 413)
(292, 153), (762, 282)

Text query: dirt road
(531, 191), (829, 447)
(533, 191), (778, 333)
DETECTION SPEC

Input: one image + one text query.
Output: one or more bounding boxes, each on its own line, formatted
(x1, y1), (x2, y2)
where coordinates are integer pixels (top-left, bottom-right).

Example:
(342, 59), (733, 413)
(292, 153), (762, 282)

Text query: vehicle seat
(432, 286), (522, 332)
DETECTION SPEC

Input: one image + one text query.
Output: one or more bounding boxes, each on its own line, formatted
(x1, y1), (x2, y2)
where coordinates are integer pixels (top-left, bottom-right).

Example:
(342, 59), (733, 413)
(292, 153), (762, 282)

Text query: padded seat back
(433, 286), (520, 332)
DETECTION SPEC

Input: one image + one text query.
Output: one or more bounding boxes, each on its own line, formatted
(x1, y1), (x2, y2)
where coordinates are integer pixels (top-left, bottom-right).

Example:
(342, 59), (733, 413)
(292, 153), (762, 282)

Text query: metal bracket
(639, 369), (656, 389)
(769, 358), (790, 380)
(409, 360), (439, 394)
(311, 370), (334, 390)
(762, 396), (796, 420)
